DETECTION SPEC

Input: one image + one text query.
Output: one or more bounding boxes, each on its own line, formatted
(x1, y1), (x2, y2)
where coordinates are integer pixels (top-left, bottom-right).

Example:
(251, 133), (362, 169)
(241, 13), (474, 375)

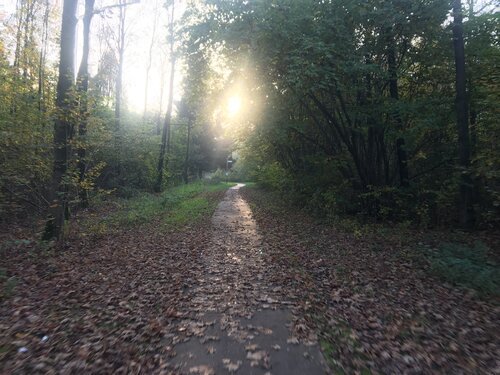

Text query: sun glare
(227, 96), (242, 117)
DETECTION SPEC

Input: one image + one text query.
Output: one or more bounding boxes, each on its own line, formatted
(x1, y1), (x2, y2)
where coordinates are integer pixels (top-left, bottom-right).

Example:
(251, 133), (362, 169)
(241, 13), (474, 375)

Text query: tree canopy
(0, 0), (498, 233)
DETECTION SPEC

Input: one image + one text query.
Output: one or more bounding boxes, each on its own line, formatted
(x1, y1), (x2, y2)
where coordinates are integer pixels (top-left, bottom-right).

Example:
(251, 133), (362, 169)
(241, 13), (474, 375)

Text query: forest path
(170, 184), (327, 374)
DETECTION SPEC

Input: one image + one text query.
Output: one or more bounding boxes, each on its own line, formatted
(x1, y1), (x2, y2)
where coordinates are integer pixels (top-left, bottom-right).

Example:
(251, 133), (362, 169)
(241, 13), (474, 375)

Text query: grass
(425, 241), (500, 297)
(0, 267), (18, 301)
(86, 181), (234, 232)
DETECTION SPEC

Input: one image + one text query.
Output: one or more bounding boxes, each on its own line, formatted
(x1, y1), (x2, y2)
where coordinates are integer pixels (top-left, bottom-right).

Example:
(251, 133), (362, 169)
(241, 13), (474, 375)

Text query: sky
(1, 0), (185, 114)
(87, 0), (186, 114)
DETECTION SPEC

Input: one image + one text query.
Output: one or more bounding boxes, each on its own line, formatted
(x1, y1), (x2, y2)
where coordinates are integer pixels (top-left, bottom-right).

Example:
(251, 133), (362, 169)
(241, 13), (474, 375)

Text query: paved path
(171, 184), (327, 374)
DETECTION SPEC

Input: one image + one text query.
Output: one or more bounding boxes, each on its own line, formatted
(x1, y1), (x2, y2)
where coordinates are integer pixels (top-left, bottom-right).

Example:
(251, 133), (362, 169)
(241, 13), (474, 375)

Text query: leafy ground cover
(0, 183), (498, 374)
(425, 241), (499, 297)
(0, 182), (326, 374)
(240, 186), (499, 374)
(0, 183), (232, 373)
(84, 181), (235, 231)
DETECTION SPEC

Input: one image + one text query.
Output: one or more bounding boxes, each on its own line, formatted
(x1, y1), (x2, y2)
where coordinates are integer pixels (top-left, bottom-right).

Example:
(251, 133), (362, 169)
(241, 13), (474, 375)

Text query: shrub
(207, 168), (227, 183)
(253, 162), (291, 191)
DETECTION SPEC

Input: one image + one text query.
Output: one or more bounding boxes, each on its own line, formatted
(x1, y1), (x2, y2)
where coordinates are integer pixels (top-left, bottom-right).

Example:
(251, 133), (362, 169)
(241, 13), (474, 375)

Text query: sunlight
(227, 95), (242, 117)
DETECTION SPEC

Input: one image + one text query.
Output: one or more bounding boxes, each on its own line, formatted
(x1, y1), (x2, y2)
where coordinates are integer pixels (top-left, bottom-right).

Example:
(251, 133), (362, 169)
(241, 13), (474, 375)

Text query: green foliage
(253, 162), (291, 191)
(207, 168), (228, 183)
(88, 181), (233, 231)
(182, 0), (498, 228)
(164, 196), (211, 226)
(426, 242), (500, 296)
(0, 0), (61, 221)
(0, 0), (498, 233)
(0, 268), (18, 300)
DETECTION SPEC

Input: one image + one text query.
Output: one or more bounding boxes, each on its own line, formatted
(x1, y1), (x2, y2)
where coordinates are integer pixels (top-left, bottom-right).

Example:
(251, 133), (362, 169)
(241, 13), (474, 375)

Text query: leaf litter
(241, 187), (500, 374)
(10, 183), (494, 374)
(0, 187), (327, 374)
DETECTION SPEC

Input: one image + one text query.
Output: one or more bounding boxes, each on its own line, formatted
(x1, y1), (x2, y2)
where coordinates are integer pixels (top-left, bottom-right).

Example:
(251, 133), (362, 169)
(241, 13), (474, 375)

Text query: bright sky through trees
(226, 95), (242, 117)
(1, 0), (496, 115)
(2, 0), (185, 113)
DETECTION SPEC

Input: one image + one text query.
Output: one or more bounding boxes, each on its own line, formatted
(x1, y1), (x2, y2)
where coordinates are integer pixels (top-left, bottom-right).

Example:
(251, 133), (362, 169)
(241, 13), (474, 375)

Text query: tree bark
(183, 116), (192, 184)
(13, 0), (24, 70)
(38, 0), (50, 112)
(157, 52), (167, 135)
(387, 31), (409, 187)
(115, 0), (126, 178)
(155, 0), (175, 192)
(43, 0), (78, 240)
(452, 0), (475, 229)
(76, 0), (96, 208)
(143, 0), (159, 122)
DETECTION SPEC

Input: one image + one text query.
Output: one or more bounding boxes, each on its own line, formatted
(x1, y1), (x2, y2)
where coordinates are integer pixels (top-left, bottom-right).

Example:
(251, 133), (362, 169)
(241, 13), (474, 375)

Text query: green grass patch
(425, 241), (500, 297)
(86, 181), (234, 232)
(164, 196), (212, 227)
(241, 181), (257, 188)
(0, 267), (18, 300)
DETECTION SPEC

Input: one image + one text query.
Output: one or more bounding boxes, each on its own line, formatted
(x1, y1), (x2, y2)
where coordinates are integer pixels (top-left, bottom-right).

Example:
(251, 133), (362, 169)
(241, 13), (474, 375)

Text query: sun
(227, 95), (242, 117)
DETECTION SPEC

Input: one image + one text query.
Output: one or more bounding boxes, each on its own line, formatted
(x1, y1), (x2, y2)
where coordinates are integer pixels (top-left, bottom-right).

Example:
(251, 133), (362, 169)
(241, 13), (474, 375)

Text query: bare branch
(93, 0), (140, 15)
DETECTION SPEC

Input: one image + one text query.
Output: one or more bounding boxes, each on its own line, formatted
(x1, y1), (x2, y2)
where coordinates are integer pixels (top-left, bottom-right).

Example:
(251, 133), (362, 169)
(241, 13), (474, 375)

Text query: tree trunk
(115, 0), (126, 178)
(20, 0), (36, 80)
(157, 53), (167, 135)
(38, 0), (50, 112)
(452, 0), (475, 229)
(13, 0), (24, 70)
(387, 31), (409, 187)
(76, 0), (96, 208)
(155, 0), (175, 192)
(183, 116), (192, 184)
(11, 0), (25, 114)
(42, 0), (78, 241)
(143, 0), (159, 122)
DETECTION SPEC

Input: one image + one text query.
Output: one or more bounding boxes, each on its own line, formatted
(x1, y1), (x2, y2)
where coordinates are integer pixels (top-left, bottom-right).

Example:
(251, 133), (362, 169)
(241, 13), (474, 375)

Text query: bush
(426, 241), (500, 296)
(206, 168), (227, 183)
(253, 162), (291, 191)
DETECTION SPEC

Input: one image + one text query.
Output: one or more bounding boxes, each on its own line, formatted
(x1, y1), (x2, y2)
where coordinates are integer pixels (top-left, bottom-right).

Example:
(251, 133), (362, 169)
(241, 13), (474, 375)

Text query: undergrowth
(0, 268), (17, 301)
(86, 181), (234, 232)
(243, 185), (500, 298)
(425, 241), (500, 297)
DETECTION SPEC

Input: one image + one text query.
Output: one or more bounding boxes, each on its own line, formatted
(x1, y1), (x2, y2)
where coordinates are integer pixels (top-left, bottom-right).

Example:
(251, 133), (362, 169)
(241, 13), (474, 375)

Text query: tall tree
(178, 101), (194, 184)
(114, 0), (127, 177)
(143, 0), (160, 122)
(43, 0), (78, 240)
(386, 28), (409, 187)
(37, 0), (50, 112)
(76, 0), (96, 208)
(155, 0), (176, 192)
(157, 49), (168, 135)
(452, 0), (475, 229)
(183, 116), (192, 184)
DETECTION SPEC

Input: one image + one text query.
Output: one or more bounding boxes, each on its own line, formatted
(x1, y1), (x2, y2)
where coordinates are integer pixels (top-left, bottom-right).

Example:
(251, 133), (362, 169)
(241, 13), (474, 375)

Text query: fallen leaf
(245, 343), (259, 351)
(189, 365), (215, 375)
(223, 359), (242, 373)
(287, 337), (299, 344)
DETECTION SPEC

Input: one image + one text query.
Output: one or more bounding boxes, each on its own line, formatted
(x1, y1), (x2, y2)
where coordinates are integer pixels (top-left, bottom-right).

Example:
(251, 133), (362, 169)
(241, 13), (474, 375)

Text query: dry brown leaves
(240, 187), (500, 374)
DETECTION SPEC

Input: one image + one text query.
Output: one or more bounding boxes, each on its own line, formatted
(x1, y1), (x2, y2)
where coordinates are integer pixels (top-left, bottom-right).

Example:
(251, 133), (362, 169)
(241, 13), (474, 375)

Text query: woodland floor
(0, 184), (499, 374)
